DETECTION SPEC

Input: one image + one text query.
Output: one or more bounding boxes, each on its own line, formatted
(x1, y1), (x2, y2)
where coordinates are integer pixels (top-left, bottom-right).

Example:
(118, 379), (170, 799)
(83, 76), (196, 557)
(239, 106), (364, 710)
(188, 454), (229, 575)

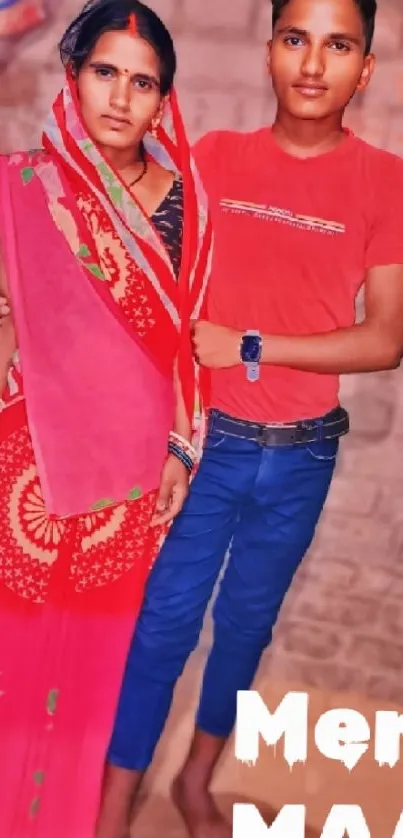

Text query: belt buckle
(256, 426), (277, 447)
(287, 424), (307, 444)
(256, 420), (312, 447)
(256, 424), (302, 446)
(298, 421), (313, 442)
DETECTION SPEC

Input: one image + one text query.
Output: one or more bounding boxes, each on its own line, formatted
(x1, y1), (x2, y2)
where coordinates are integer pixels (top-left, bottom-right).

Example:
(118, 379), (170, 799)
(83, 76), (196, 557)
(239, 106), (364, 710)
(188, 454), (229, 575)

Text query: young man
(97, 1), (403, 836)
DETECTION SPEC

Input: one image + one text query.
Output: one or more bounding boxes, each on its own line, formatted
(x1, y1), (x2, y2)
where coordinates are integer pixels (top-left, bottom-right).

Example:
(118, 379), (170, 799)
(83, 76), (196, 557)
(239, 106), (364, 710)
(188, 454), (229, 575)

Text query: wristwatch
(240, 330), (262, 382)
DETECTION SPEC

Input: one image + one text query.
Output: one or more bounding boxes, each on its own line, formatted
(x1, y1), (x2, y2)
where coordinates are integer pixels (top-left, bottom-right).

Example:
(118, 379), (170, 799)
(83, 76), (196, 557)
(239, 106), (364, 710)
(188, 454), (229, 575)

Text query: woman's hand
(151, 454), (190, 527)
(0, 295), (10, 322)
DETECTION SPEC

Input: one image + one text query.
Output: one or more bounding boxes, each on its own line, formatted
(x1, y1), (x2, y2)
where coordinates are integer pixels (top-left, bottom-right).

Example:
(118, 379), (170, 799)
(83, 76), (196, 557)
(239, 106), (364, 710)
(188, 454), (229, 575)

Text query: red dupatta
(0, 75), (212, 518)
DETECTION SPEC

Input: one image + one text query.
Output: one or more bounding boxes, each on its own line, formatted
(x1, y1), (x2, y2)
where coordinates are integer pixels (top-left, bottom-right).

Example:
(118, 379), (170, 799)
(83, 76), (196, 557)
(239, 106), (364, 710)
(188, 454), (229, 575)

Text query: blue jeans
(107, 414), (338, 770)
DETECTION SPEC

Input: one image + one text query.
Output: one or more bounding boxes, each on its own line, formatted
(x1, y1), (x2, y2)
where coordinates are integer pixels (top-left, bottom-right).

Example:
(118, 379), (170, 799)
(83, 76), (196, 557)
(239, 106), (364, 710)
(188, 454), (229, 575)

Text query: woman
(0, 1), (211, 835)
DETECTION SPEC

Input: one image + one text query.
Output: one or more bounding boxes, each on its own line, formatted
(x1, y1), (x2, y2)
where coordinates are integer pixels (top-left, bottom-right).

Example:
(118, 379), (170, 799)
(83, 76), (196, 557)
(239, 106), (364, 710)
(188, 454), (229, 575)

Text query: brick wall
(1, 0), (403, 703)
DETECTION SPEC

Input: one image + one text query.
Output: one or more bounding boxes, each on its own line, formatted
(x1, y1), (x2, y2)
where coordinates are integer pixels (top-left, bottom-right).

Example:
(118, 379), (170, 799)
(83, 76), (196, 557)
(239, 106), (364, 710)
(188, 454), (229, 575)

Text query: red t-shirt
(192, 128), (403, 423)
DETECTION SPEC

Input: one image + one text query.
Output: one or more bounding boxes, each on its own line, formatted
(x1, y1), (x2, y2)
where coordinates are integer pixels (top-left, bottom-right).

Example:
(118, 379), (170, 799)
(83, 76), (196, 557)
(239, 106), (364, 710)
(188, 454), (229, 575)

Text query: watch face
(241, 334), (261, 363)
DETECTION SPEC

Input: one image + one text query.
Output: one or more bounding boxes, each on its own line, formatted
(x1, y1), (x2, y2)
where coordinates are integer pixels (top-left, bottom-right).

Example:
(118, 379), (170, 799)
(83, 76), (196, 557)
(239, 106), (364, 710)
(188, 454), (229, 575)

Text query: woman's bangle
(168, 440), (194, 473)
(168, 431), (198, 462)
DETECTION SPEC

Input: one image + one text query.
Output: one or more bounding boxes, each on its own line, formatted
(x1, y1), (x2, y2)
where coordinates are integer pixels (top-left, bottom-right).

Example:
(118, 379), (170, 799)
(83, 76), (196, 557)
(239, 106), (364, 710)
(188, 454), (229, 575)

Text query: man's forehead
(274, 0), (364, 33)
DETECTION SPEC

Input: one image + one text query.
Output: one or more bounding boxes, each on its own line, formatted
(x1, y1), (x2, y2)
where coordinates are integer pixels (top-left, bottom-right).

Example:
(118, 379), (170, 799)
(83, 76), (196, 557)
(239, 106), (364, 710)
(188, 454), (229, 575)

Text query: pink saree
(0, 76), (212, 836)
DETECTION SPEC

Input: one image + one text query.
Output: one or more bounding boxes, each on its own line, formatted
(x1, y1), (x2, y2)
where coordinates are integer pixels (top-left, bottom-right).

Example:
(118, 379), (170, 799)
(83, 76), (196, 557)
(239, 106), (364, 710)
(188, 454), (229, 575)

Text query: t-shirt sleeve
(365, 156), (403, 269)
(191, 131), (220, 192)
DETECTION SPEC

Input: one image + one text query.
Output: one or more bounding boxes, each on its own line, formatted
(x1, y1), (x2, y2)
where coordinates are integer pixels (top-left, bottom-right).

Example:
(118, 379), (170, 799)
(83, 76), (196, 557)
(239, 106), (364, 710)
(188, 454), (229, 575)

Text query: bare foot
(172, 772), (232, 838)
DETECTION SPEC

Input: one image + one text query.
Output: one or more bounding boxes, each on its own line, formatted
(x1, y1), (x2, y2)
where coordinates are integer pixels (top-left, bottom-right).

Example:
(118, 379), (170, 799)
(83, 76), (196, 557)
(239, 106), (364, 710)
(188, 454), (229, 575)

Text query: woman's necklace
(128, 156), (148, 188)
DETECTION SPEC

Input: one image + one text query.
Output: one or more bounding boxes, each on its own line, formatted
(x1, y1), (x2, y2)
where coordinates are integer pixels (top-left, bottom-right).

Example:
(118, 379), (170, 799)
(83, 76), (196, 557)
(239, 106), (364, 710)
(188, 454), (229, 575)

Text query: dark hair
(271, 0), (377, 55)
(59, 0), (176, 95)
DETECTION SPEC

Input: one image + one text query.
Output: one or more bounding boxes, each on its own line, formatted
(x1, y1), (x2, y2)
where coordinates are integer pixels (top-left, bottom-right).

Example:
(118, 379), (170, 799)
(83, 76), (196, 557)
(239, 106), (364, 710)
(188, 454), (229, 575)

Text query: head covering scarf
(0, 72), (212, 518)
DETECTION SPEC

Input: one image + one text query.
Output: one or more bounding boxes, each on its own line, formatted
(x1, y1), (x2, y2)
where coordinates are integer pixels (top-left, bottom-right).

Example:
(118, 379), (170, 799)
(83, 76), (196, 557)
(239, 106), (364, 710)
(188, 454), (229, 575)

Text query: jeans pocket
(204, 431), (227, 450)
(305, 437), (339, 461)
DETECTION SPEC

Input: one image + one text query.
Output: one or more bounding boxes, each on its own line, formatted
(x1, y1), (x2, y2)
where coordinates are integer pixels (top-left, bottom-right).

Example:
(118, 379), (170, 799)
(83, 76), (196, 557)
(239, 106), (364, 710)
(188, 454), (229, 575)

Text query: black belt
(208, 406), (349, 447)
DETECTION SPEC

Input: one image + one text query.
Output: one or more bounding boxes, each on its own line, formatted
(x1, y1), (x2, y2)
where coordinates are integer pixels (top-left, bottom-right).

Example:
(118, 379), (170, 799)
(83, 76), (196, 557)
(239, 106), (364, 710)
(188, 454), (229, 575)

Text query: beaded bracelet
(168, 440), (194, 472)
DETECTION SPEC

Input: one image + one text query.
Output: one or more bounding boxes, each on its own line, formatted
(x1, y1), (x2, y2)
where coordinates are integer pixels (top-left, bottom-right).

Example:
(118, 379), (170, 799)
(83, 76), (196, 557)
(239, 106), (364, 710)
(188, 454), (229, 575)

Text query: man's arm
(259, 263), (403, 373)
(192, 263), (403, 374)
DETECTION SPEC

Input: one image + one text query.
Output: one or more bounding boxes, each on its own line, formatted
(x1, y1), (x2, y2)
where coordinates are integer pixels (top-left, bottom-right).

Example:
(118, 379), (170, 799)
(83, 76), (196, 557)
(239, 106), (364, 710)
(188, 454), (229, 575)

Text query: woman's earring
(151, 119), (160, 138)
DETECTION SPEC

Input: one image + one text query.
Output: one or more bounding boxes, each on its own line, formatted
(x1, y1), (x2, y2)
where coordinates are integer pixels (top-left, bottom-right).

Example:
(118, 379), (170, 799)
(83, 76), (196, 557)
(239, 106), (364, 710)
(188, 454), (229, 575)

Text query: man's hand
(191, 320), (241, 369)
(151, 454), (190, 527)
